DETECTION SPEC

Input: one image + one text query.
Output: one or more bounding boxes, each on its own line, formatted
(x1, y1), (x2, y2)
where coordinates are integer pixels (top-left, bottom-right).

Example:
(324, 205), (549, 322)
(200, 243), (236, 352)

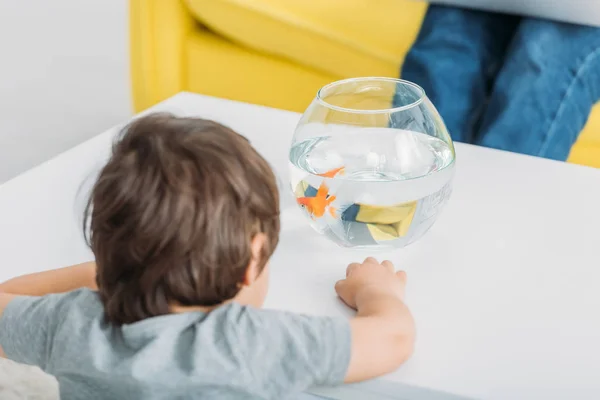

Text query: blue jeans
(401, 5), (600, 161)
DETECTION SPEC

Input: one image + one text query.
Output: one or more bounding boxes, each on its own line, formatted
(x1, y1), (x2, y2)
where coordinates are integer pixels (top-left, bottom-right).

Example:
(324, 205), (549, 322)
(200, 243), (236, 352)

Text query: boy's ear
(242, 233), (268, 286)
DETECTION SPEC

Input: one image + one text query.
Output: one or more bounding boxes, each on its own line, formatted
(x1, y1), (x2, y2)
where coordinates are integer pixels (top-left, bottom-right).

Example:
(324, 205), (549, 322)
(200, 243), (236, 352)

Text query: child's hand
(335, 257), (407, 310)
(337, 258), (414, 382)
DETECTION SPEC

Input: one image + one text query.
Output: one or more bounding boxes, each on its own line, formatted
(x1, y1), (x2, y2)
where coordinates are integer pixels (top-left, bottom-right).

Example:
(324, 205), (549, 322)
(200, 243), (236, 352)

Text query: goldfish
(297, 181), (337, 219)
(317, 166), (345, 178)
(297, 166), (345, 219)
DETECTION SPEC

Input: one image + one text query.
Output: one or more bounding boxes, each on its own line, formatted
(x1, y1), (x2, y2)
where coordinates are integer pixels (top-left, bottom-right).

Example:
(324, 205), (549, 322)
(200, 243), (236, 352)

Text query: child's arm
(0, 262), (97, 296)
(335, 258), (415, 383)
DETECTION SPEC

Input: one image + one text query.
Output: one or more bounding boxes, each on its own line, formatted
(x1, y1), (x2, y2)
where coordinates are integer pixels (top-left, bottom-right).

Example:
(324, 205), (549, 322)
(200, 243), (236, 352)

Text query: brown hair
(84, 113), (280, 325)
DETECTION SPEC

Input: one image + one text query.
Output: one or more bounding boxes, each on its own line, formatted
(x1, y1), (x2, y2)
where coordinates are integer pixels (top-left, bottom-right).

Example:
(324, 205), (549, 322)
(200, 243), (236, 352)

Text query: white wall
(0, 0), (131, 184)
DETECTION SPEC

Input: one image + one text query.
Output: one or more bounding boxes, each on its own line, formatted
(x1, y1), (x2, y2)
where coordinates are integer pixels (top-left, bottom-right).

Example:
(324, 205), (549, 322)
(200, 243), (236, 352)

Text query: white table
(1, 93), (599, 400)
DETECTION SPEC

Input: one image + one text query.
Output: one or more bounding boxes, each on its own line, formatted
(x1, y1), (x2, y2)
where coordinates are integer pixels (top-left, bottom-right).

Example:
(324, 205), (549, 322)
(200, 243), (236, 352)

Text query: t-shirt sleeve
(0, 291), (78, 369)
(232, 307), (352, 397)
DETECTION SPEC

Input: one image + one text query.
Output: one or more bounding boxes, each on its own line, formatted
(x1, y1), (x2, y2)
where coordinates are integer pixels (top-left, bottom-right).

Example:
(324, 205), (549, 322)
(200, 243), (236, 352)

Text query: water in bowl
(289, 127), (455, 249)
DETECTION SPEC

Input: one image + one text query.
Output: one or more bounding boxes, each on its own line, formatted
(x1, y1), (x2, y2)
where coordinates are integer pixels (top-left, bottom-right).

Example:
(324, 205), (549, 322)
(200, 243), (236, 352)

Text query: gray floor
(0, 0), (131, 184)
(0, 0), (129, 396)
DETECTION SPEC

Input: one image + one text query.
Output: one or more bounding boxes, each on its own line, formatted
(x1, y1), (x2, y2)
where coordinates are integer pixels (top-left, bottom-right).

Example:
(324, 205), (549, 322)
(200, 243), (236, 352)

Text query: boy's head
(84, 113), (280, 325)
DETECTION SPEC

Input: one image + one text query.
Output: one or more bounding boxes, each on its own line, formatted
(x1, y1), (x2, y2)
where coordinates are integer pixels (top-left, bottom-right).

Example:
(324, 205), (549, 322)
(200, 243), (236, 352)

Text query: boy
(0, 114), (415, 399)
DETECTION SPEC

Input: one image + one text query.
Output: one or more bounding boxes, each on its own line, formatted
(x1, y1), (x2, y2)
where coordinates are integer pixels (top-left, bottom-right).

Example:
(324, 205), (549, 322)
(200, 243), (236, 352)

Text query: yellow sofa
(130, 0), (600, 168)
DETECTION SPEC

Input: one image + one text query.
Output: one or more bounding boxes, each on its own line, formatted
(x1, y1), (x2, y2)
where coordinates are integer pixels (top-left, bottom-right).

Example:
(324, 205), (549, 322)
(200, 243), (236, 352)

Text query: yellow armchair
(130, 0), (600, 168)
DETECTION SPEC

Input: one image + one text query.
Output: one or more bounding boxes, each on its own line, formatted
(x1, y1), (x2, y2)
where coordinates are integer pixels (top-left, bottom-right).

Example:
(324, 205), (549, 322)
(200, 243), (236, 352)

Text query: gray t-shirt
(0, 289), (351, 400)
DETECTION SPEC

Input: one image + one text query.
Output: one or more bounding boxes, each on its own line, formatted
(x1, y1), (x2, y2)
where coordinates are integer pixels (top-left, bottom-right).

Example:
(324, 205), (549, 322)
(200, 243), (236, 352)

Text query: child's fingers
(335, 280), (357, 309)
(396, 270), (407, 285)
(381, 260), (394, 273)
(334, 279), (349, 299)
(346, 262), (360, 277)
(364, 257), (378, 265)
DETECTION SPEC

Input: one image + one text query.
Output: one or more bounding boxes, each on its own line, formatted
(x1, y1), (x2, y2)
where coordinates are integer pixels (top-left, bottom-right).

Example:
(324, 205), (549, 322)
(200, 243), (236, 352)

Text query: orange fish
(318, 166), (345, 178)
(297, 181), (337, 219)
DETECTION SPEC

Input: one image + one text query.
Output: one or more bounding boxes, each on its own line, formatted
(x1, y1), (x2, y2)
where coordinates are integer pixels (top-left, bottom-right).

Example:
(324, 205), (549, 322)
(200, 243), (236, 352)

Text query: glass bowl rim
(316, 77), (426, 115)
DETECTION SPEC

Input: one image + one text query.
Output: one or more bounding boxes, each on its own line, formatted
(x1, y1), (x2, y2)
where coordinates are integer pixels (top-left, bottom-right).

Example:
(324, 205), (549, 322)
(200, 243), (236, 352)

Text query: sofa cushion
(185, 27), (337, 112)
(184, 0), (427, 78)
(569, 104), (600, 168)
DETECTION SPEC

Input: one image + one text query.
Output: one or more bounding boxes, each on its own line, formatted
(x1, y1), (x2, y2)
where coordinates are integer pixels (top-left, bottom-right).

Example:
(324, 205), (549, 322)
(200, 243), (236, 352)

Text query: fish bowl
(289, 77), (456, 249)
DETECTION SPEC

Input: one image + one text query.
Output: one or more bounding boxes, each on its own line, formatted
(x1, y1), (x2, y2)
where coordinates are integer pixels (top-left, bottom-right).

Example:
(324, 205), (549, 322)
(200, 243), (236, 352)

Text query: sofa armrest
(130, 0), (196, 111)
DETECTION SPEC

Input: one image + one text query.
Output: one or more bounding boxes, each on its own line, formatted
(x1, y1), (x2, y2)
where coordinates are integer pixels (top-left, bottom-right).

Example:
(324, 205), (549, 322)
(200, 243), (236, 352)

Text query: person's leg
(400, 5), (520, 143)
(475, 19), (600, 160)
